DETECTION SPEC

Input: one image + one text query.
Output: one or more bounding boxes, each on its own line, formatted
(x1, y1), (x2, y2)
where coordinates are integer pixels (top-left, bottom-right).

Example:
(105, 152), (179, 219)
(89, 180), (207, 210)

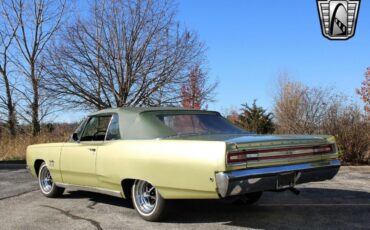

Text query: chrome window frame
(104, 113), (121, 141)
(78, 114), (113, 142)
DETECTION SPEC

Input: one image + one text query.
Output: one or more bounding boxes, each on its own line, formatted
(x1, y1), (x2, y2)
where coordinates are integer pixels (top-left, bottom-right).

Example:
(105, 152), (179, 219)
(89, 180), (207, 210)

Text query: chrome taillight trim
(227, 144), (335, 165)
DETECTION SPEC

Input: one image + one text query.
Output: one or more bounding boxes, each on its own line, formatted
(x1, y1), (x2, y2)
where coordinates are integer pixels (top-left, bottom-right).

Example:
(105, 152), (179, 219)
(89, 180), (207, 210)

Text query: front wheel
(38, 162), (64, 198)
(131, 180), (167, 221)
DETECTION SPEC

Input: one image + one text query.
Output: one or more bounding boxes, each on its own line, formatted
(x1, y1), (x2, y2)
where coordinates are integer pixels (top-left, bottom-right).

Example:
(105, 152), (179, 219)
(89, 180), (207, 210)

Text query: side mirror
(72, 133), (79, 142)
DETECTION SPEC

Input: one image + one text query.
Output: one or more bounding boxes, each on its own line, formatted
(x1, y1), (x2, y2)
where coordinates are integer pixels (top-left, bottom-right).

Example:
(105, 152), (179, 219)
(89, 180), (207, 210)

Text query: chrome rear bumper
(215, 159), (340, 198)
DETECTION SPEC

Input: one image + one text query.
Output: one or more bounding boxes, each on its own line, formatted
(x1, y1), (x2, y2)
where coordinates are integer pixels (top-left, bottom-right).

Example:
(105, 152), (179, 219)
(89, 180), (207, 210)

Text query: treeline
(0, 0), (216, 139)
(227, 77), (370, 164)
(1, 1), (369, 164)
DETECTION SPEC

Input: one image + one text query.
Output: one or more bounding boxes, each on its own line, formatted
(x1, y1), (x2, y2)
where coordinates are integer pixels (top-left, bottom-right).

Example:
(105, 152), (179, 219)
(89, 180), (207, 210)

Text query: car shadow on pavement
(61, 190), (133, 209)
(166, 188), (370, 229)
(60, 187), (370, 229)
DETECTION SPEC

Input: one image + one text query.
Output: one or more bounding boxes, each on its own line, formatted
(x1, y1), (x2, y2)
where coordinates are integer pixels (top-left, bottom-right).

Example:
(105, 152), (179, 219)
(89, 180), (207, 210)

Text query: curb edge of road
(0, 160), (26, 169)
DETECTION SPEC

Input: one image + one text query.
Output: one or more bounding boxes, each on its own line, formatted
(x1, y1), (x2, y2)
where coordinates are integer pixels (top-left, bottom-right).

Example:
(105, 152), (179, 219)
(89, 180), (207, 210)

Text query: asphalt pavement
(0, 167), (369, 229)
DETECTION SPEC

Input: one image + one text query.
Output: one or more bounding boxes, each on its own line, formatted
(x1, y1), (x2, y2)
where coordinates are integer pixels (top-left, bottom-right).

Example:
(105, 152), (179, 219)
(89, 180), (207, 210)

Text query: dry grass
(1, 121), (369, 164)
(0, 124), (77, 161)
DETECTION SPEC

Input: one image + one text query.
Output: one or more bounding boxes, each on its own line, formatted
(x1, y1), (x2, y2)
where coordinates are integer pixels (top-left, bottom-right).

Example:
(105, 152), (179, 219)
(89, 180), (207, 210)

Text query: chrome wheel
(133, 180), (157, 215)
(131, 180), (167, 221)
(39, 164), (54, 194)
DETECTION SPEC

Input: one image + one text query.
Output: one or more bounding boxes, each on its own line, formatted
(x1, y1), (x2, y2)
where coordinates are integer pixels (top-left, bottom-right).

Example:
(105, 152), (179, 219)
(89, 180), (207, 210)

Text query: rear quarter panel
(96, 140), (227, 199)
(26, 143), (64, 182)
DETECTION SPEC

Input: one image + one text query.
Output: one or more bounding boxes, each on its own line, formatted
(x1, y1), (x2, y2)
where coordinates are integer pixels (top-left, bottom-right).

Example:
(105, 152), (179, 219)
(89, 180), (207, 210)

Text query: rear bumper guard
(215, 159), (340, 198)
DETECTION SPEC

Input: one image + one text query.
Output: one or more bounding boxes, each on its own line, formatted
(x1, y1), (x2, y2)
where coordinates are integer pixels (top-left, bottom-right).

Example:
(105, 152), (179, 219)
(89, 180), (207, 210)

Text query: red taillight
(313, 145), (333, 154)
(227, 151), (258, 164)
(227, 144), (334, 165)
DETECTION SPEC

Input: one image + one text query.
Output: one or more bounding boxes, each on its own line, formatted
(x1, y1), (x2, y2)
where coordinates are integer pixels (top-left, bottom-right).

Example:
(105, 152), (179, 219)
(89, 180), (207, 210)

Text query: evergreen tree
(237, 100), (275, 134)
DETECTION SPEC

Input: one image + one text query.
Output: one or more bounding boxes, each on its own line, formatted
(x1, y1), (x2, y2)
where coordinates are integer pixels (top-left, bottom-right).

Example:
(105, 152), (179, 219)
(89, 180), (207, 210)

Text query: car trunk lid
(224, 134), (337, 170)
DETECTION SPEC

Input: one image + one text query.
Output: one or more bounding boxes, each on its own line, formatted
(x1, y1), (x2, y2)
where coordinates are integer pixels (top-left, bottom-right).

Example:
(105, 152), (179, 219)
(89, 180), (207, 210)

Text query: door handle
(88, 148), (96, 152)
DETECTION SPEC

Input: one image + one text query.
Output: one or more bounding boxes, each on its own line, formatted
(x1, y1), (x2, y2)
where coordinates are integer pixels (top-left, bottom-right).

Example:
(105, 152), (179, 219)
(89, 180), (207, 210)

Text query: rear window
(156, 113), (245, 136)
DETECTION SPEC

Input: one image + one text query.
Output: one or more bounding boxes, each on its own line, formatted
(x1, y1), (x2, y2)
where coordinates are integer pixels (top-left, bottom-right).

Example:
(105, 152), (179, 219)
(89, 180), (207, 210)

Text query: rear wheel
(233, 191), (263, 205)
(131, 180), (167, 221)
(38, 162), (64, 198)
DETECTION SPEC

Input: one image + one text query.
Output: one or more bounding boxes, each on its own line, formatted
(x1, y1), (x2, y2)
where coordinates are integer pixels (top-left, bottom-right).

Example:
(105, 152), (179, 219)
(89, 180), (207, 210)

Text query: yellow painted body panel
(60, 142), (104, 187)
(95, 140), (226, 198)
(27, 136), (338, 199)
(27, 140), (227, 199)
(26, 143), (64, 182)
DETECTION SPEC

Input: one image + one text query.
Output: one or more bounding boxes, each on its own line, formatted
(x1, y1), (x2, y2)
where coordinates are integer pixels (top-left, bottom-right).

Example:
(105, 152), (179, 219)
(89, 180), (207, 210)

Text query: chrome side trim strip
(55, 183), (123, 198)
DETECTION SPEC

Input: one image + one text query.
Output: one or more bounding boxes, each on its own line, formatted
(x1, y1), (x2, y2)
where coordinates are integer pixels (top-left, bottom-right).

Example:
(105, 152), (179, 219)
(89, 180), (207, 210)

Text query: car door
(95, 113), (122, 190)
(60, 115), (112, 187)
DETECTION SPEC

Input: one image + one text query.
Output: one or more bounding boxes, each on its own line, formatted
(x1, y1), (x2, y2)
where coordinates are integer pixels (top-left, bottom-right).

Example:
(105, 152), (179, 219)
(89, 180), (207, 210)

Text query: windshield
(156, 113), (247, 136)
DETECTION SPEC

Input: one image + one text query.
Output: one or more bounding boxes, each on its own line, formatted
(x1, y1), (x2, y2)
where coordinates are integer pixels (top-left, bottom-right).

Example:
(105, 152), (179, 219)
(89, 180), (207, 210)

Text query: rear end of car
(215, 136), (340, 198)
(141, 109), (340, 200)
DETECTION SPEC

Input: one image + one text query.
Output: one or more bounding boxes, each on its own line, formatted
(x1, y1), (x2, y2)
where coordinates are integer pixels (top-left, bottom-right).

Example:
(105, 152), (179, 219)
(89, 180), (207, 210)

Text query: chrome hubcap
(134, 181), (157, 214)
(39, 165), (53, 193)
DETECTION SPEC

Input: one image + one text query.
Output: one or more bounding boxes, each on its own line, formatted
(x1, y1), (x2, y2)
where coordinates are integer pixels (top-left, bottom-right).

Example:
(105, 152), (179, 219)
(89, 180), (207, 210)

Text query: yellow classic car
(27, 107), (340, 221)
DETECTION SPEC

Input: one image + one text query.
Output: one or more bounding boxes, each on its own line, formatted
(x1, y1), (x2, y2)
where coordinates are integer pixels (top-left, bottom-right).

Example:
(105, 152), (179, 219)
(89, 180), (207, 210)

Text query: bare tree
(0, 2), (18, 137)
(274, 76), (336, 134)
(180, 64), (217, 109)
(2, 0), (66, 136)
(225, 107), (239, 124)
(43, 0), (205, 110)
(273, 75), (370, 163)
(357, 67), (370, 114)
(323, 103), (370, 163)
